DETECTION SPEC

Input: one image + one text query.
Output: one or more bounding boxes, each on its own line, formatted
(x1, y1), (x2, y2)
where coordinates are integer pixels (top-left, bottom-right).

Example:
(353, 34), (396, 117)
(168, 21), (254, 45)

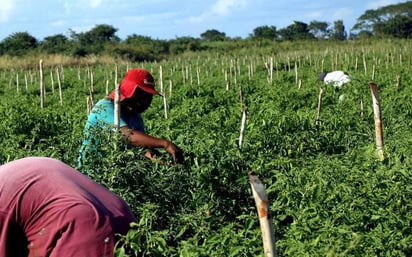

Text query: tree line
(0, 1), (410, 62)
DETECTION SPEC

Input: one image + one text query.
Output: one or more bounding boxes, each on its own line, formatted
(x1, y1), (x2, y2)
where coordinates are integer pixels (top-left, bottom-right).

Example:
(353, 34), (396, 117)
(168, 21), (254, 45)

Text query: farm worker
(0, 156), (136, 257)
(78, 68), (184, 169)
(319, 70), (353, 88)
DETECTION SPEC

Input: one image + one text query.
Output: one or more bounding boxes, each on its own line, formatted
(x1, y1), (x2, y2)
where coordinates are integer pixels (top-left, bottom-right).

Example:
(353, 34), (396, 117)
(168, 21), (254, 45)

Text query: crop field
(1, 40), (411, 256)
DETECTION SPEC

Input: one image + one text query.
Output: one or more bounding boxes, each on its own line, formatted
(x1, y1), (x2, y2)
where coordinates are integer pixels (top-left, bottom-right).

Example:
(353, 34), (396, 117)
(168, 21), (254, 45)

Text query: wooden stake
(316, 88), (324, 126)
(105, 80), (109, 95)
(360, 98), (364, 117)
(239, 107), (247, 149)
(50, 69), (55, 93)
(269, 57), (273, 84)
(196, 67), (200, 86)
(159, 66), (168, 119)
(169, 80), (173, 97)
(16, 73), (19, 93)
(396, 75), (401, 91)
(368, 82), (384, 160)
(249, 173), (276, 257)
(86, 96), (93, 115)
(114, 64), (118, 87)
(56, 66), (63, 105)
(39, 59), (45, 108)
(114, 83), (120, 130)
(294, 62), (298, 85)
(24, 73), (28, 91)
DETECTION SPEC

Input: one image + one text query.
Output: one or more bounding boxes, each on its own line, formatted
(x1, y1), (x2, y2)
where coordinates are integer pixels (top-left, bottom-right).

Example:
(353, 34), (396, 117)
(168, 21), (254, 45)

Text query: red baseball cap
(109, 68), (160, 101)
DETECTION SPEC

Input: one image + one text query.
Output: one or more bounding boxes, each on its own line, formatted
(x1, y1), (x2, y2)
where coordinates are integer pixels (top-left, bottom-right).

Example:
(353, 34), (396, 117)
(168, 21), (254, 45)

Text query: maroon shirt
(0, 157), (136, 257)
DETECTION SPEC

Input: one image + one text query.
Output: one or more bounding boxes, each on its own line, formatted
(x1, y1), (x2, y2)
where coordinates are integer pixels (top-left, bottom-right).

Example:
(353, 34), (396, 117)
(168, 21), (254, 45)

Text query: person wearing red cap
(0, 156), (136, 257)
(78, 68), (183, 170)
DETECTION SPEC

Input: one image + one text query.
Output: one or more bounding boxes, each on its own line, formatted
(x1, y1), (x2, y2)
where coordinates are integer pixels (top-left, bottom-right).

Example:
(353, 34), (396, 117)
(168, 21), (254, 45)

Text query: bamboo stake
(189, 65), (193, 85)
(56, 66), (63, 105)
(363, 53), (367, 75)
(24, 73), (28, 91)
(269, 57), (273, 84)
(239, 107), (247, 149)
(50, 69), (55, 93)
(39, 59), (45, 108)
(169, 79), (173, 97)
(233, 63), (237, 86)
(294, 62), (298, 85)
(114, 64), (118, 87)
(159, 65), (164, 93)
(368, 82), (384, 161)
(354, 56), (358, 71)
(86, 96), (93, 115)
(77, 66), (81, 80)
(182, 65), (186, 85)
(360, 98), (364, 117)
(159, 66), (168, 119)
(90, 70), (94, 94)
(316, 88), (324, 126)
(105, 80), (109, 95)
(249, 173), (276, 257)
(196, 67), (200, 86)
(16, 73), (19, 93)
(396, 75), (401, 91)
(114, 83), (120, 129)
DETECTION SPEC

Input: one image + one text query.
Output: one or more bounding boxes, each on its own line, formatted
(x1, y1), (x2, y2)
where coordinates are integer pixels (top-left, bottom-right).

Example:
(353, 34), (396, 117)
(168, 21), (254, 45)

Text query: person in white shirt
(319, 71), (353, 88)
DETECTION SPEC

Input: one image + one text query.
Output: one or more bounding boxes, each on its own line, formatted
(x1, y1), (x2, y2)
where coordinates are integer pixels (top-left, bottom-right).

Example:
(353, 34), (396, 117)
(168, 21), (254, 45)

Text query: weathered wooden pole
(368, 82), (384, 160)
(239, 107), (247, 149)
(16, 73), (19, 93)
(396, 75), (401, 91)
(114, 83), (120, 130)
(159, 65), (168, 119)
(39, 59), (45, 108)
(249, 173), (276, 257)
(316, 88), (324, 126)
(56, 66), (63, 105)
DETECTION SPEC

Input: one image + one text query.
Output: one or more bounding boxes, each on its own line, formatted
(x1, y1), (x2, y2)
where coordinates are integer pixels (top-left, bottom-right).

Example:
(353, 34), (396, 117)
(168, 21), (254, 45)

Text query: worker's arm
(120, 126), (184, 164)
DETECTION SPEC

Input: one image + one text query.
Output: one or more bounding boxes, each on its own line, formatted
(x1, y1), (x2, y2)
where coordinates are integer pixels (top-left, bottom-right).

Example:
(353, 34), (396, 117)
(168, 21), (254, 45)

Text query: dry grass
(0, 54), (128, 70)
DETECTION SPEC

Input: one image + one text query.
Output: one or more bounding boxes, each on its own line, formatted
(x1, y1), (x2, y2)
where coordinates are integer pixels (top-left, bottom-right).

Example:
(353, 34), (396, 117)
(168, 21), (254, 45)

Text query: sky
(0, 0), (408, 41)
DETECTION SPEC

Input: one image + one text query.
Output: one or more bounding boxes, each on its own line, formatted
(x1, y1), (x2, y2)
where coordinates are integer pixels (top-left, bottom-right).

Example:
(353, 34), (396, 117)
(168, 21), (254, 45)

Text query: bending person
(0, 156), (136, 257)
(319, 70), (353, 88)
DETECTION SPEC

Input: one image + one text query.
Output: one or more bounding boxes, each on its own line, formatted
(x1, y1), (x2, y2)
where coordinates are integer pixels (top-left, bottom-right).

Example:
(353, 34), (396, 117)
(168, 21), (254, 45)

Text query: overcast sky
(0, 0), (407, 41)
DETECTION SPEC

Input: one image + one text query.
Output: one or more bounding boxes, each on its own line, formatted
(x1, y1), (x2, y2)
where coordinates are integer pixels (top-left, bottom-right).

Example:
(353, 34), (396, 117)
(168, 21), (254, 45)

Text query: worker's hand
(164, 141), (184, 164)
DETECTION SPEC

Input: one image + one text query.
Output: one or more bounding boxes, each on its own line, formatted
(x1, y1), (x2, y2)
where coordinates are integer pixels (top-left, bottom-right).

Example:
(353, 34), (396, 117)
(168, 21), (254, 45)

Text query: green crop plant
(1, 39), (411, 256)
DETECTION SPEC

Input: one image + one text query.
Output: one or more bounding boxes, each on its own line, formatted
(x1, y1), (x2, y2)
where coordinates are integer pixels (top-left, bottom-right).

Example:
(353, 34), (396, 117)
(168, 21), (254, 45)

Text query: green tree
(278, 21), (314, 41)
(200, 29), (227, 41)
(249, 25), (277, 40)
(330, 20), (347, 40)
(0, 32), (38, 56)
(111, 34), (169, 61)
(39, 34), (70, 54)
(70, 24), (120, 55)
(309, 20), (329, 39)
(168, 36), (203, 55)
(374, 14), (412, 38)
(353, 1), (412, 38)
